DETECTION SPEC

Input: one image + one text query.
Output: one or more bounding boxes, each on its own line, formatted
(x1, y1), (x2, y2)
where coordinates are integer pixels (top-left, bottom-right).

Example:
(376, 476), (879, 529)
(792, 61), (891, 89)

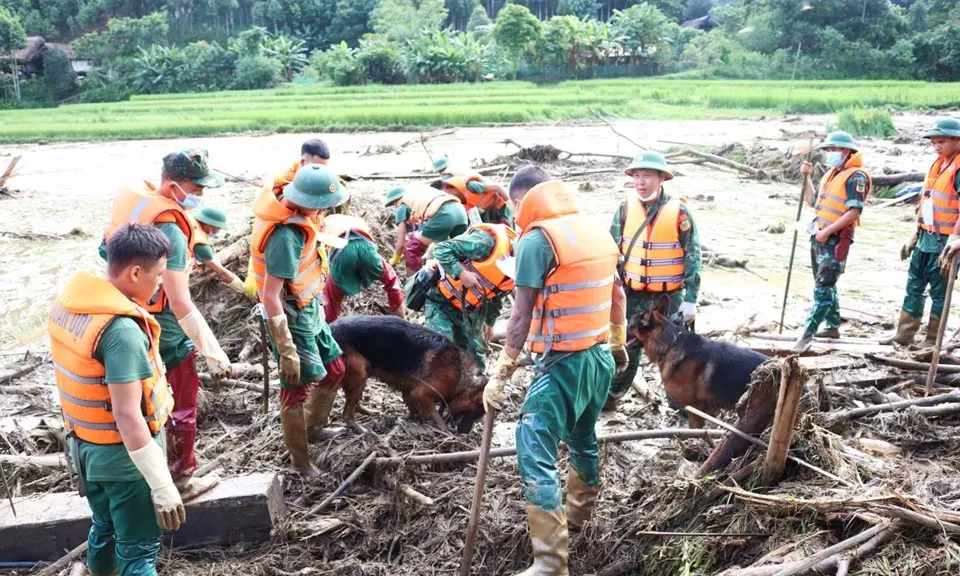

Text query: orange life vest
(102, 180), (198, 313)
(437, 224), (516, 311)
(321, 214), (375, 243)
(48, 272), (172, 445)
(272, 160), (301, 194)
(815, 152), (870, 230)
(250, 187), (325, 309)
(518, 181), (619, 355)
(445, 173), (506, 213)
(918, 154), (960, 235)
(619, 195), (685, 292)
(400, 185), (460, 225)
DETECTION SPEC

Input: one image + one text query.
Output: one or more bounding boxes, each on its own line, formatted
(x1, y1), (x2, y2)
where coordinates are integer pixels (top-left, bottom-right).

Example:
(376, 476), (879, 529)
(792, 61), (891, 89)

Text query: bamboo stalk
(761, 359), (804, 485)
(821, 391), (960, 423)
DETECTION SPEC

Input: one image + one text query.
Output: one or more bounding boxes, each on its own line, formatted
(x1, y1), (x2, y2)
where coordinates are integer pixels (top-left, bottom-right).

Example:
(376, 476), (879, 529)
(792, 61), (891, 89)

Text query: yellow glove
(244, 257), (258, 299)
(609, 323), (629, 375)
(389, 252), (403, 267)
(128, 441), (186, 531)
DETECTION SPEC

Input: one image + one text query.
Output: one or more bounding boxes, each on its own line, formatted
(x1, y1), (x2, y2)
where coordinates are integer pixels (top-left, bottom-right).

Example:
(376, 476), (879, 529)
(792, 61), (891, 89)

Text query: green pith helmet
(384, 186), (405, 207)
(433, 155), (450, 172)
(818, 131), (858, 151)
(625, 151), (674, 181)
(284, 164), (346, 210)
(923, 118), (960, 139)
(193, 206), (227, 230)
(162, 148), (224, 188)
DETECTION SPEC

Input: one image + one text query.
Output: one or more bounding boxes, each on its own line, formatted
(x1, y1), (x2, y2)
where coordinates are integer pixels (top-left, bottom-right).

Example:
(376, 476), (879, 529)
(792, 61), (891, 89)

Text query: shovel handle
(459, 409), (496, 576)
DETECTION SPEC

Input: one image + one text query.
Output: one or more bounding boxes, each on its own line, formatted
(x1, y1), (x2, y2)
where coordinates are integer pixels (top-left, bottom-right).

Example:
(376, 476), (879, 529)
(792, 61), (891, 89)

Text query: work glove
(609, 323), (629, 376)
(128, 441), (186, 531)
(679, 301), (697, 324)
(267, 314), (300, 385)
(901, 228), (919, 261)
(940, 234), (960, 277)
(389, 252), (403, 267)
(226, 276), (253, 299)
(393, 304), (408, 320)
(483, 350), (518, 412)
(178, 309), (232, 384)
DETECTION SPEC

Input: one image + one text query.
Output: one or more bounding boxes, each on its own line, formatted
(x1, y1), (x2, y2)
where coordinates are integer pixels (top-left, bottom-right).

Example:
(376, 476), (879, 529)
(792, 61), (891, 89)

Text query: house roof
(0, 36), (77, 62)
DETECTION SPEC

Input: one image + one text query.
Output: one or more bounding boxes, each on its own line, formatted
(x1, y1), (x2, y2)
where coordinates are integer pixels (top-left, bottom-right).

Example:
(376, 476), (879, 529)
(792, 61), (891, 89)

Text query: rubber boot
(880, 310), (921, 346)
(791, 333), (814, 354)
(921, 315), (941, 348)
(280, 403), (320, 477)
(304, 386), (344, 441)
(564, 469), (598, 530)
(815, 327), (840, 339)
(515, 504), (569, 576)
(174, 472), (220, 503)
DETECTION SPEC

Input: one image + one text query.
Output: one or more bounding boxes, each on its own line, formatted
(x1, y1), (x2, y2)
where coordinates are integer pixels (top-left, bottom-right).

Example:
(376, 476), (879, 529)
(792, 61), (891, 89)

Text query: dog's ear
(656, 294), (671, 317)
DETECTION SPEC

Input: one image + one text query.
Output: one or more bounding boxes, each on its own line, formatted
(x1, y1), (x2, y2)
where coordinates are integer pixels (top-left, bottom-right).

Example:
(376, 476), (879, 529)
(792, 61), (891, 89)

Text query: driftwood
(761, 362), (805, 486)
(820, 390), (960, 424)
(678, 149), (766, 178)
(374, 428), (723, 467)
(750, 333), (881, 346)
(306, 451), (378, 517)
(34, 542), (87, 576)
(0, 359), (44, 384)
(197, 373), (268, 394)
(866, 354), (960, 374)
(872, 172), (924, 188)
(0, 156), (21, 189)
(0, 453), (66, 469)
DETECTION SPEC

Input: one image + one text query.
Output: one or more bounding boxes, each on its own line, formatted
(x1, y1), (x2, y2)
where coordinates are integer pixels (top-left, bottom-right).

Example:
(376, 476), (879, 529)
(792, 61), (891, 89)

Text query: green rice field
(2, 79), (958, 143)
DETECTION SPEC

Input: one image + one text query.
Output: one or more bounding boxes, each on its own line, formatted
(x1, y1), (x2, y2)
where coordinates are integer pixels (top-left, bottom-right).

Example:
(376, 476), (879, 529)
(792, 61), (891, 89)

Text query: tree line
(1, 0), (959, 106)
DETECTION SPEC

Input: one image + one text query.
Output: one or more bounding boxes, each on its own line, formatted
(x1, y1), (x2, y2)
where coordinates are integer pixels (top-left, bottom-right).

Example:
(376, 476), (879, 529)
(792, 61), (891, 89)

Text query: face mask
(173, 182), (203, 210)
(638, 187), (660, 203)
(825, 151), (844, 168)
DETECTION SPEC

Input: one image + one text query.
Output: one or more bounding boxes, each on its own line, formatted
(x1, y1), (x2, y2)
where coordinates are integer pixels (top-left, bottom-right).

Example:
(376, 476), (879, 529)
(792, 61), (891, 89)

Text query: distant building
(0, 36), (89, 77)
(681, 14), (722, 32)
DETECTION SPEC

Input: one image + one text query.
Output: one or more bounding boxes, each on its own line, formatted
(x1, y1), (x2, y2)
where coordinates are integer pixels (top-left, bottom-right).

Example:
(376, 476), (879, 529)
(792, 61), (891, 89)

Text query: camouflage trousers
(424, 298), (489, 373)
(903, 248), (947, 321)
(801, 238), (845, 338)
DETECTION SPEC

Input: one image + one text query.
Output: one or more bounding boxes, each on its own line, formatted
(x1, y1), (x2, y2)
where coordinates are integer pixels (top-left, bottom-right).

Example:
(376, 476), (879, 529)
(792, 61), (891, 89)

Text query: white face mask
(825, 151), (844, 168)
(173, 182), (203, 210)
(638, 187), (660, 203)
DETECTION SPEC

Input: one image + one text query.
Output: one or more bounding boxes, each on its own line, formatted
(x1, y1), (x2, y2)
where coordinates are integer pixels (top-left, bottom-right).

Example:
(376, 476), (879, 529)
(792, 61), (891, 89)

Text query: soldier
(884, 118), (960, 347)
(604, 152), (701, 410)
(190, 206), (248, 296)
(384, 184), (468, 274)
(483, 166), (627, 576)
(793, 131), (871, 353)
(435, 173), (512, 226)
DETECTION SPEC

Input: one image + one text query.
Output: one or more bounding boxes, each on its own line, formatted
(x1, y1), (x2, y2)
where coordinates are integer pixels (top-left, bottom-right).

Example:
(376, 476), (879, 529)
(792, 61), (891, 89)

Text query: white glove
(178, 308), (232, 381)
(128, 440), (186, 531)
(225, 276), (252, 299)
(483, 350), (519, 412)
(679, 301), (697, 324)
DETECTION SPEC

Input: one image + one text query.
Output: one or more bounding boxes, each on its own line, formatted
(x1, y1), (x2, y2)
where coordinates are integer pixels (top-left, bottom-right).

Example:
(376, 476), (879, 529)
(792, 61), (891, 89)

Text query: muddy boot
(921, 315), (941, 348)
(564, 469), (598, 531)
(791, 333), (814, 354)
(304, 386), (345, 441)
(174, 472), (221, 503)
(515, 504), (569, 576)
(280, 403), (320, 477)
(815, 327), (840, 339)
(880, 310), (921, 346)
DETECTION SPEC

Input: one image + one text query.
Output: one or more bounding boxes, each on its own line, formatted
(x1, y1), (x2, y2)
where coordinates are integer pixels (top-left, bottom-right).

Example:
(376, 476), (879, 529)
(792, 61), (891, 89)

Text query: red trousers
(165, 349), (200, 480)
(403, 235), (429, 275)
(279, 356), (346, 407)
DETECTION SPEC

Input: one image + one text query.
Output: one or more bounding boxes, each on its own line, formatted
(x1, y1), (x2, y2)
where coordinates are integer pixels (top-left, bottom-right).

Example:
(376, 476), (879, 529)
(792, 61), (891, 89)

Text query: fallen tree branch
(306, 451), (378, 517)
(636, 530), (769, 537)
(197, 373), (271, 394)
(374, 428), (723, 467)
(0, 453), (67, 469)
(0, 359), (45, 384)
(872, 172), (924, 188)
(750, 333), (882, 346)
(770, 521), (897, 576)
(866, 354), (960, 374)
(677, 149), (766, 178)
(820, 390), (960, 424)
(34, 542), (88, 576)
(589, 109), (647, 151)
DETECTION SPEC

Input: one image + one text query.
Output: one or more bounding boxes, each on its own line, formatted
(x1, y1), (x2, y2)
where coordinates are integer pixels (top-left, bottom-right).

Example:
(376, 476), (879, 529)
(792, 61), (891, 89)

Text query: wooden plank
(0, 473), (285, 562)
(822, 367), (901, 389)
(798, 356), (866, 372)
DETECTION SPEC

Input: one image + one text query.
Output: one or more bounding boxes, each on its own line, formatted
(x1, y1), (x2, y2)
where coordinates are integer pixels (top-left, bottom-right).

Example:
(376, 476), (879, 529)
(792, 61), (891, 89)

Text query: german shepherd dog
(627, 298), (768, 428)
(330, 315), (487, 434)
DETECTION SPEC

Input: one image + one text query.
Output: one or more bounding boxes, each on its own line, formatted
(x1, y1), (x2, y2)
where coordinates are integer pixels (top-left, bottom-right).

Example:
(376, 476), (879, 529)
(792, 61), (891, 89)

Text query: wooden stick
(636, 530), (769, 537)
(398, 483), (435, 507)
(305, 451), (377, 517)
(761, 359), (804, 485)
(685, 406), (853, 487)
(0, 360), (44, 384)
(257, 308), (271, 414)
(866, 354), (960, 374)
(679, 149), (764, 177)
(910, 402), (960, 417)
(34, 542), (87, 576)
(749, 333), (882, 346)
(590, 108), (647, 150)
(927, 255), (958, 394)
(779, 138), (814, 333)
(374, 428), (724, 467)
(0, 462), (15, 517)
(821, 390), (960, 423)
(459, 410), (495, 576)
(771, 522), (894, 576)
(0, 453), (66, 468)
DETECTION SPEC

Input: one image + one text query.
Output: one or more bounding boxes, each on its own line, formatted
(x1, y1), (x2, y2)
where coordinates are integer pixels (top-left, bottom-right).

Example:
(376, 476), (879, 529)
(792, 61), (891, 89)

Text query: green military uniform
(802, 170), (868, 337)
(463, 179), (514, 225)
(395, 202), (469, 242)
(98, 223), (193, 369)
(329, 237), (383, 296)
(606, 192), (701, 400)
(513, 229), (615, 510)
(424, 228), (507, 373)
(904, 171), (960, 321)
(77, 319), (165, 576)
(264, 225), (343, 387)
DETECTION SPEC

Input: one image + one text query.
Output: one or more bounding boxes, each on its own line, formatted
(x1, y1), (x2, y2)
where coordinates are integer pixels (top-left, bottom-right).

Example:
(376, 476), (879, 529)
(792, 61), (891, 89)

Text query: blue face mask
(173, 183), (203, 210)
(825, 151), (844, 168)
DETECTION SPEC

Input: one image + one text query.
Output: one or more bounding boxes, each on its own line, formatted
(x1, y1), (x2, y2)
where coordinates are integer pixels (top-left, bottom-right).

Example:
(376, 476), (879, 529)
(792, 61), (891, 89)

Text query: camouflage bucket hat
(162, 149), (224, 188)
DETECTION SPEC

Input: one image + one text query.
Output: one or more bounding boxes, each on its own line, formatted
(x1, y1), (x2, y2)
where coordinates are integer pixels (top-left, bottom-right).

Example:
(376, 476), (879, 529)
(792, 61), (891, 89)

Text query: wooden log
(866, 354), (960, 374)
(872, 172), (924, 187)
(749, 333), (881, 346)
(771, 522), (896, 576)
(397, 483), (435, 507)
(821, 391), (960, 424)
(374, 428), (723, 467)
(0, 453), (67, 469)
(678, 148), (765, 177)
(0, 473), (285, 561)
(197, 373), (268, 394)
(0, 360), (44, 384)
(761, 358), (805, 485)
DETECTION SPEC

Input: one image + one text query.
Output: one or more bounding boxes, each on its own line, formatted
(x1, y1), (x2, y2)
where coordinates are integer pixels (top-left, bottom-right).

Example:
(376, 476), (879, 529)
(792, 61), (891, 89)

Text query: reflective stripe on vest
(619, 196), (685, 293)
(815, 153), (870, 230)
(919, 155), (960, 235)
(250, 188), (325, 309)
(48, 272), (172, 445)
(400, 186), (460, 225)
(437, 224), (516, 311)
